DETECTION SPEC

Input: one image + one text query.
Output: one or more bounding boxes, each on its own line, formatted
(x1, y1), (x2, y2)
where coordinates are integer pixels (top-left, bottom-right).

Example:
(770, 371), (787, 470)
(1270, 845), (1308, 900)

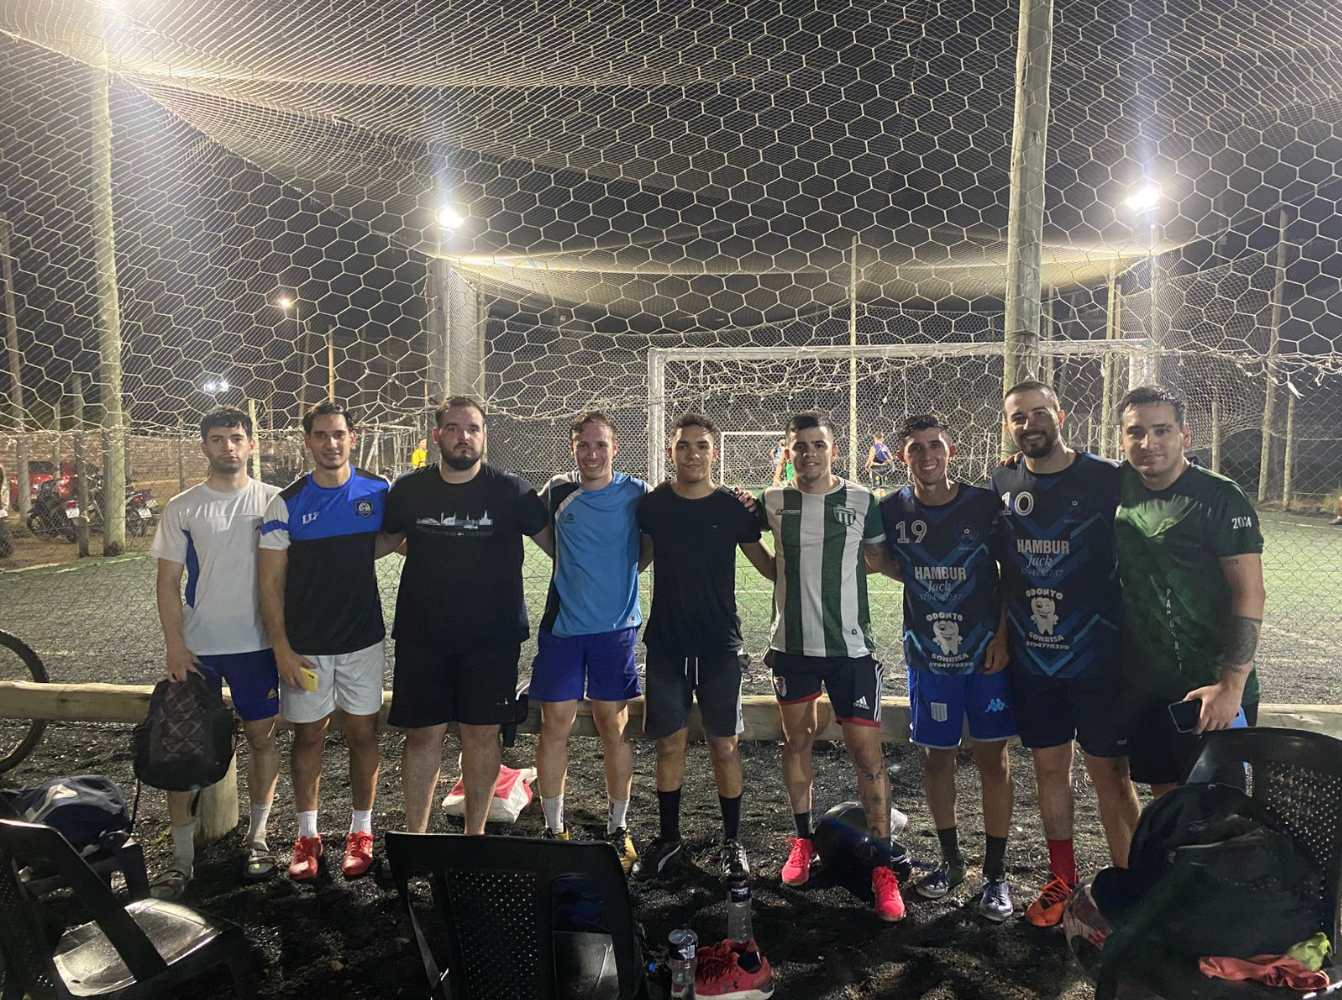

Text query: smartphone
(299, 667), (319, 693)
(1168, 698), (1203, 733)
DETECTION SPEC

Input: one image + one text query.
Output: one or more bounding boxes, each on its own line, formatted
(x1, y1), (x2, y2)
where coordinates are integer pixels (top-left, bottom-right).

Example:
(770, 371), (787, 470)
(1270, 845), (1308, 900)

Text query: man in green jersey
(752, 410), (907, 921)
(1114, 385), (1266, 794)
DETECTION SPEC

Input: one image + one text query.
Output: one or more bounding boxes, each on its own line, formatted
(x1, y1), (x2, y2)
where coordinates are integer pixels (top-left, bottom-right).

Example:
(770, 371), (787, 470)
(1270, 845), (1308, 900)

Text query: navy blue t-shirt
(260, 468), (387, 655)
(991, 453), (1122, 679)
(880, 484), (1003, 676)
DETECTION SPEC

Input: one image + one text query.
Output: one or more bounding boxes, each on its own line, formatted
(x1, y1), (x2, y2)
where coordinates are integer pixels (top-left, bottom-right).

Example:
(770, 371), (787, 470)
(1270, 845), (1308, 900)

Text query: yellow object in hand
(299, 667), (319, 692)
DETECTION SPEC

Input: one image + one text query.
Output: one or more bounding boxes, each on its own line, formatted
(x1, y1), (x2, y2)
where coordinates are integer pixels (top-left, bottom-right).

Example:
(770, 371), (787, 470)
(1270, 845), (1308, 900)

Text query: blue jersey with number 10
(879, 484), (1003, 676)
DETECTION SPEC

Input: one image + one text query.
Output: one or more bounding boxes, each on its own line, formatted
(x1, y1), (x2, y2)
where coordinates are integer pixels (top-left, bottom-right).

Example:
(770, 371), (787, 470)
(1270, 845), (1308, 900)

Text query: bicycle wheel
(0, 629), (48, 774)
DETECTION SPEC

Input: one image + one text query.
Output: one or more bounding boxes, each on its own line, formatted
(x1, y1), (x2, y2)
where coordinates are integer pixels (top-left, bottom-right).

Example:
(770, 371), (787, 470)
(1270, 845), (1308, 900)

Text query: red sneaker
(288, 835), (322, 881)
(342, 831), (375, 879)
(871, 866), (906, 922)
(1025, 875), (1075, 927)
(781, 836), (815, 886)
(694, 938), (775, 999)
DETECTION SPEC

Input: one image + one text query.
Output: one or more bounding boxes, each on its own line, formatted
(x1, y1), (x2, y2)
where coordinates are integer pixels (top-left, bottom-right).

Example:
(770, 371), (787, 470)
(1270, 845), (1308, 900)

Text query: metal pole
(0, 216), (29, 517)
(848, 235), (859, 481)
(90, 59), (125, 555)
(326, 331), (335, 402)
(1210, 393), (1221, 474)
(1002, 0), (1054, 413)
(74, 377), (90, 557)
(1098, 263), (1118, 459)
(248, 398), (261, 480)
(176, 418), (186, 494)
(1282, 391), (1297, 512)
(647, 350), (665, 483)
(1258, 207), (1289, 503)
(51, 398), (61, 474)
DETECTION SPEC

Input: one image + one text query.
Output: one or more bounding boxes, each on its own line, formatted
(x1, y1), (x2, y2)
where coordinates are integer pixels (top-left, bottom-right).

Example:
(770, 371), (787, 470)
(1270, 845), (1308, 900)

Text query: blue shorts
(529, 627), (640, 703)
(197, 649), (279, 722)
(908, 668), (1016, 749)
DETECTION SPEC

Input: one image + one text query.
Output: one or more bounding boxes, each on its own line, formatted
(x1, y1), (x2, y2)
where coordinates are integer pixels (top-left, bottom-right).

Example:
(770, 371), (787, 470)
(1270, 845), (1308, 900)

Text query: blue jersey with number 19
(991, 452), (1122, 679)
(880, 484), (1003, 676)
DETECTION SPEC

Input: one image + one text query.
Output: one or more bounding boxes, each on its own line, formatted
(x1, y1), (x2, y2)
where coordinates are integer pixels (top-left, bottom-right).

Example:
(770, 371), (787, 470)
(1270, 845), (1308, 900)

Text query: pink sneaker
(695, 937), (775, 998)
(288, 835), (322, 881)
(342, 831), (374, 879)
(872, 866), (906, 922)
(781, 836), (815, 886)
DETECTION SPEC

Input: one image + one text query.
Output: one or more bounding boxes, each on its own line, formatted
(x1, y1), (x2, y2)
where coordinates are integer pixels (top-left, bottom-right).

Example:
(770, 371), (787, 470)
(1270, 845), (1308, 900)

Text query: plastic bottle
(726, 876), (753, 943)
(668, 927), (698, 999)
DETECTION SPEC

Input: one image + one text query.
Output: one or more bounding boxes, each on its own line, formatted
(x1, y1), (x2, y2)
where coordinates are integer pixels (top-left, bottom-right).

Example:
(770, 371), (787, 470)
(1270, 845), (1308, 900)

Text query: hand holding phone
(299, 667), (319, 692)
(1168, 698), (1203, 733)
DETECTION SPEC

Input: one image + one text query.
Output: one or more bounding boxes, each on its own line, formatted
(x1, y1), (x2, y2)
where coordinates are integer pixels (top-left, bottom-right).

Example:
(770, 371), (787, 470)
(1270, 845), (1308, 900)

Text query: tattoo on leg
(1221, 615), (1261, 671)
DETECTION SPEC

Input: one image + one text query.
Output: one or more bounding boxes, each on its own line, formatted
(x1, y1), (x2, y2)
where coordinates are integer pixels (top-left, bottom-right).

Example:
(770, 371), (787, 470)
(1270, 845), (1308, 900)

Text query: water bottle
(668, 928), (698, 999)
(890, 805), (908, 839)
(726, 876), (753, 943)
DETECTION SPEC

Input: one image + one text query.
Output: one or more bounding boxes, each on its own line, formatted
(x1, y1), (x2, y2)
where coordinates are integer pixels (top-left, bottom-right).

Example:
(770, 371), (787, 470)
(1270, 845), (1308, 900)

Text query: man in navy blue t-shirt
(992, 381), (1141, 928)
(877, 415), (1016, 922)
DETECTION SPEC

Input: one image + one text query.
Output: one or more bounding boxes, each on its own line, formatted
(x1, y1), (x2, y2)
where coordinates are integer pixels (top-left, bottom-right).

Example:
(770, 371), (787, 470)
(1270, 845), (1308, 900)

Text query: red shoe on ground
(694, 938), (775, 999)
(1025, 875), (1075, 927)
(871, 866), (906, 922)
(288, 835), (322, 881)
(781, 836), (815, 886)
(342, 831), (374, 879)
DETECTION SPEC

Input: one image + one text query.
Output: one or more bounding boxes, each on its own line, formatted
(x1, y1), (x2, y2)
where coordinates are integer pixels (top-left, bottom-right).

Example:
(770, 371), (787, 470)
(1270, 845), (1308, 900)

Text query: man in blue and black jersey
(259, 401), (392, 883)
(877, 414), (1015, 922)
(993, 381), (1141, 927)
(530, 410), (651, 871)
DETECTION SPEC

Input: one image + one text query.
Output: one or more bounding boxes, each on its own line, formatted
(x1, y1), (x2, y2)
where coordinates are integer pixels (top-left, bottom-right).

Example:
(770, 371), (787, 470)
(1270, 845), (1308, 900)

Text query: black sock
(719, 794), (742, 841)
(984, 835), (1008, 881)
(937, 826), (963, 863)
(793, 811), (813, 839)
(657, 788), (682, 842)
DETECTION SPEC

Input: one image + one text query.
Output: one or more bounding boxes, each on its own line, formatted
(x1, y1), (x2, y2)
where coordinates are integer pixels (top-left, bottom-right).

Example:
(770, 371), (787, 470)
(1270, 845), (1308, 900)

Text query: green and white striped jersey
(758, 479), (885, 658)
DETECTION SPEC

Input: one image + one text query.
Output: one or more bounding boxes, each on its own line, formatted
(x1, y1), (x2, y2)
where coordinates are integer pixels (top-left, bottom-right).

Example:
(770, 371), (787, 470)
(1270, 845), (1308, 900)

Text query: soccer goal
(647, 339), (1156, 486)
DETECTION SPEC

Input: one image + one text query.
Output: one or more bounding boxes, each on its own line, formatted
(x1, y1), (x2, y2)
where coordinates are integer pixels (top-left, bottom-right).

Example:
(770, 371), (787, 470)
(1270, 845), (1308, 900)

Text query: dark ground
(6, 720), (1112, 999)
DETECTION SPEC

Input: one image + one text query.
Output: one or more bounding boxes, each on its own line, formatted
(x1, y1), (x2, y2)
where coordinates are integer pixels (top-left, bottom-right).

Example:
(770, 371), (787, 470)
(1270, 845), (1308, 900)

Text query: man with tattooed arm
(1114, 385), (1267, 798)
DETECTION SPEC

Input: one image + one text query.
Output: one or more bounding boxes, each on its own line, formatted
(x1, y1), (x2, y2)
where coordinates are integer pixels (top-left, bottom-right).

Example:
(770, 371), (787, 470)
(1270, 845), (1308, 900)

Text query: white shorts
(280, 641), (386, 724)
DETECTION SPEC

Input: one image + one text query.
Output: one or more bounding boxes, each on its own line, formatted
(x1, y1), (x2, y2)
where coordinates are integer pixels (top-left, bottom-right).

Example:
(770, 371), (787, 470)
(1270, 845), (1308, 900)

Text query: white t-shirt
(150, 479), (281, 656)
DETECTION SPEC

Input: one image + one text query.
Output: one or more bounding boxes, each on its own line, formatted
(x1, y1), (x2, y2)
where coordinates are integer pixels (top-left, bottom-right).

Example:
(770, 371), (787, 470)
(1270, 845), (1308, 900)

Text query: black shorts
(869, 465), (893, 487)
(766, 650), (884, 728)
(388, 641), (521, 728)
(643, 648), (744, 740)
(1008, 663), (1127, 757)
(1125, 694), (1259, 785)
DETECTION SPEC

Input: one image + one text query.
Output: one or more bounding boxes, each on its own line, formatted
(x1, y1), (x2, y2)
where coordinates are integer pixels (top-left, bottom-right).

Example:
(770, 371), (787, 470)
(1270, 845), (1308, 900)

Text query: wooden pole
(247, 398), (261, 481)
(1002, 0), (1055, 438)
(326, 330), (335, 402)
(848, 235), (860, 480)
(73, 378), (90, 558)
(1258, 206), (1289, 504)
(1210, 393), (1222, 474)
(1282, 391), (1297, 512)
(176, 419), (186, 494)
(1, 215), (30, 519)
(1099, 263), (1118, 460)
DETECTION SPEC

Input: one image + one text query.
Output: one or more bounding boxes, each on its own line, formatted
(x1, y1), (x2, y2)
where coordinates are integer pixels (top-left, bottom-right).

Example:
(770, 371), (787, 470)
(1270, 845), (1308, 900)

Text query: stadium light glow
(276, 295), (293, 309)
(1124, 185), (1161, 213)
(201, 377), (229, 394)
(437, 206), (466, 229)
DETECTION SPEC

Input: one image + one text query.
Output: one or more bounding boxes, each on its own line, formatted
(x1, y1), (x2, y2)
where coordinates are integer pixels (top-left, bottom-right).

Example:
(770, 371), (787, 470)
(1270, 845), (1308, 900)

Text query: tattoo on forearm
(1221, 615), (1261, 670)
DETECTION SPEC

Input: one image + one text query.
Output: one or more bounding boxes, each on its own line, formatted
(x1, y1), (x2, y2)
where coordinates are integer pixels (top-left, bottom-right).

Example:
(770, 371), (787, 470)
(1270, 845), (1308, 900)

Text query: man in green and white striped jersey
(751, 410), (906, 921)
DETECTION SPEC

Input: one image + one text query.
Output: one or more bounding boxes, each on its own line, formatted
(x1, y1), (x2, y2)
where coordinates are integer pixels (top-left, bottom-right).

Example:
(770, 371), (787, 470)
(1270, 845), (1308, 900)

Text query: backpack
(132, 673), (236, 791)
(1104, 783), (1321, 958)
(0, 775), (130, 851)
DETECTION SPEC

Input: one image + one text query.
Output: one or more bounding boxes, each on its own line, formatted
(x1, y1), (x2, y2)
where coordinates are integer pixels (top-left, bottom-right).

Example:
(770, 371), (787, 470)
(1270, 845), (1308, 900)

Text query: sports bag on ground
(132, 673), (236, 791)
(0, 775), (131, 851)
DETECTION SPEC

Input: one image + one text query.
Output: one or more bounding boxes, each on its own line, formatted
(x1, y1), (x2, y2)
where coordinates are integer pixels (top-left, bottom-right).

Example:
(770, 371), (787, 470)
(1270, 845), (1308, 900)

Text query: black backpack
(1098, 783), (1321, 958)
(132, 674), (236, 791)
(0, 775), (130, 852)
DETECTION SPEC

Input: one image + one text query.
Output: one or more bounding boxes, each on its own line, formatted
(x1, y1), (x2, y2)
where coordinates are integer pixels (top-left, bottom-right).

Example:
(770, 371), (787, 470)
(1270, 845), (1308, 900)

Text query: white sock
(248, 802), (272, 848)
(170, 821), (196, 874)
(542, 795), (565, 833)
(297, 810), (319, 840)
(350, 809), (373, 835)
(608, 797), (630, 834)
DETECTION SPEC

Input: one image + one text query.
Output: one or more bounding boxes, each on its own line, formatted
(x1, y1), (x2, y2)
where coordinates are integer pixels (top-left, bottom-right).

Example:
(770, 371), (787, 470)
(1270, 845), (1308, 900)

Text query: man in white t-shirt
(148, 407), (283, 898)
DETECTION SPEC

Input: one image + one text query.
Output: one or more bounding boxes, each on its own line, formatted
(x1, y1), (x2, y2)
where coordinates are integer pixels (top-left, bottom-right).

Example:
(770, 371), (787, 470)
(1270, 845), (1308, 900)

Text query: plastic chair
(386, 831), (652, 1000)
(0, 819), (255, 999)
(1090, 728), (1342, 1000)
(22, 830), (150, 902)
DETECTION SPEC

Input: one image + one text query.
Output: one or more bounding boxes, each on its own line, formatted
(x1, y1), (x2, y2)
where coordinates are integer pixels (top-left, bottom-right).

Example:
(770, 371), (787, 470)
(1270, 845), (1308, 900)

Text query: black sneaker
(719, 838), (750, 880)
(630, 835), (680, 880)
(915, 856), (969, 899)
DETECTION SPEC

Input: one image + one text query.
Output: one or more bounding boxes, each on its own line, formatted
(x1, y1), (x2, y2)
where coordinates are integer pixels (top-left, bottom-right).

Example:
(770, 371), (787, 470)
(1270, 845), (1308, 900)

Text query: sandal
(149, 866), (191, 901)
(244, 843), (280, 882)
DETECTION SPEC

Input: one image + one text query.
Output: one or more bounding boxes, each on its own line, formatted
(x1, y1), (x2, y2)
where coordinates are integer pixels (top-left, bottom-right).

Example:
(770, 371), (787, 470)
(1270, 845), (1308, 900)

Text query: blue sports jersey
(880, 484), (1002, 676)
(540, 471), (649, 637)
(872, 442), (893, 464)
(991, 452), (1122, 679)
(259, 468), (387, 655)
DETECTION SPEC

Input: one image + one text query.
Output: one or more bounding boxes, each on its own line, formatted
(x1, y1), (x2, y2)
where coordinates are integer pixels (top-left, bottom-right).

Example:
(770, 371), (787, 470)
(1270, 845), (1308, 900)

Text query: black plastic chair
(22, 830), (150, 902)
(1090, 728), (1342, 1000)
(386, 831), (652, 1000)
(0, 819), (255, 999)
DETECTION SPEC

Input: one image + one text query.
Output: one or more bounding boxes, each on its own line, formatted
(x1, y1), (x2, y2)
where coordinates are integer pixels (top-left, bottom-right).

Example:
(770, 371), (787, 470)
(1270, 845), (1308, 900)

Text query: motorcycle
(26, 480), (77, 542)
(0, 496), (12, 559)
(71, 476), (158, 537)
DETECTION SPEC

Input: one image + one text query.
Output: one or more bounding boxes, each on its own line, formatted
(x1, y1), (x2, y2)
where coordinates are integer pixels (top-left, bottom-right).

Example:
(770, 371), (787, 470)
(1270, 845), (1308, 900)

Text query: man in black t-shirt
(631, 412), (775, 881)
(379, 397), (550, 835)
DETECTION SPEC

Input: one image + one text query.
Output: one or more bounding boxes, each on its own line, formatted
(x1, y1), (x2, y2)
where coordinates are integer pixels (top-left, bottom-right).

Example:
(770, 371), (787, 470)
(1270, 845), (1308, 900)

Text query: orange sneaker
(871, 866), (906, 922)
(342, 831), (375, 878)
(1025, 875), (1075, 927)
(288, 835), (322, 881)
(781, 836), (816, 886)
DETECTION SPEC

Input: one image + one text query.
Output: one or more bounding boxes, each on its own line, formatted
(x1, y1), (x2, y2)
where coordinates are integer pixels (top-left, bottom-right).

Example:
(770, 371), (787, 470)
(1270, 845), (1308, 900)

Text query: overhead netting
(1, 0), (1341, 682)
